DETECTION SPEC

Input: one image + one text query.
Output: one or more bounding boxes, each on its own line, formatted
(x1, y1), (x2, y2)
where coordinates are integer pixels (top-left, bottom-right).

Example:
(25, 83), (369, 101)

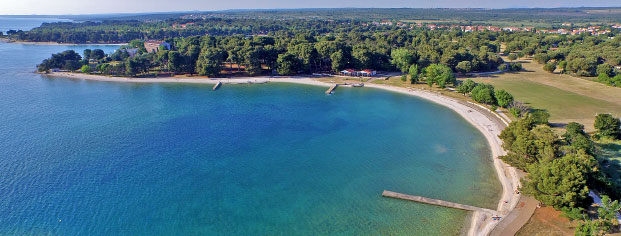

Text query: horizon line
(1, 6), (621, 16)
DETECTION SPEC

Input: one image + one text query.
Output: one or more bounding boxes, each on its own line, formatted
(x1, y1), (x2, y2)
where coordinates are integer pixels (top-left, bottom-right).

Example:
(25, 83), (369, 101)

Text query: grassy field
(468, 59), (621, 131)
(596, 138), (621, 187)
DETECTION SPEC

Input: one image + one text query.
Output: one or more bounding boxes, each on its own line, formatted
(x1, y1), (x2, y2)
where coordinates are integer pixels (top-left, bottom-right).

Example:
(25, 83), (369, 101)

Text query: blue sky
(1, 0), (620, 15)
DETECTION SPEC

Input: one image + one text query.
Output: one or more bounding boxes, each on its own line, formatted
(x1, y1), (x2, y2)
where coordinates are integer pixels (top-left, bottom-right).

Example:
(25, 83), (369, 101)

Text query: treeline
(14, 18), (383, 44)
(38, 30), (505, 77)
(74, 8), (621, 24)
(502, 31), (621, 87)
(500, 112), (621, 234)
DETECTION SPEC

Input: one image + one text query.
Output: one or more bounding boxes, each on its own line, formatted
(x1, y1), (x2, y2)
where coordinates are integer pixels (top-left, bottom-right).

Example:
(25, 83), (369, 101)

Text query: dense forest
(37, 29), (506, 77)
(47, 8), (621, 23)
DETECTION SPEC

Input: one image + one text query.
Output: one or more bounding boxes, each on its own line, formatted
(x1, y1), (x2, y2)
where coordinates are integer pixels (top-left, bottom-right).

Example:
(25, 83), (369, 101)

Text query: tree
(471, 83), (495, 104)
(196, 48), (226, 76)
(277, 53), (302, 75)
(424, 64), (455, 88)
(530, 110), (551, 125)
(455, 61), (473, 74)
(598, 195), (621, 228)
(563, 122), (594, 154)
(330, 50), (346, 72)
(557, 60), (567, 74)
(510, 63), (522, 71)
(83, 49), (92, 60)
(494, 89), (514, 108)
(597, 63), (614, 77)
(508, 53), (518, 62)
(498, 64), (507, 71)
(408, 64), (419, 84)
(91, 49), (106, 60)
(167, 51), (183, 73)
(499, 118), (559, 170)
(390, 48), (415, 73)
(456, 79), (476, 94)
(575, 220), (607, 236)
(543, 62), (556, 73)
(594, 114), (621, 139)
(534, 53), (550, 64)
(522, 152), (595, 209)
(80, 65), (92, 73)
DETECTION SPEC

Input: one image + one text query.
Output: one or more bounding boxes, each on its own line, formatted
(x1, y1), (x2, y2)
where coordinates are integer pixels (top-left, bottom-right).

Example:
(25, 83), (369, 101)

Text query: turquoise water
(0, 42), (501, 235)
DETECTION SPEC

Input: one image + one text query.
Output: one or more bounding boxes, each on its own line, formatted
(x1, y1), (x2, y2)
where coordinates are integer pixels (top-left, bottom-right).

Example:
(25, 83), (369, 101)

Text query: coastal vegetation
(499, 112), (621, 235)
(37, 29), (505, 77)
(502, 31), (621, 87)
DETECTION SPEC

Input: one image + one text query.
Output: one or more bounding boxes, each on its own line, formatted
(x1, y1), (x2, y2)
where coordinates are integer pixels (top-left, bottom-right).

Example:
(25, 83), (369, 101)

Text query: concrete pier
(213, 81), (222, 91)
(325, 84), (338, 94)
(382, 190), (499, 215)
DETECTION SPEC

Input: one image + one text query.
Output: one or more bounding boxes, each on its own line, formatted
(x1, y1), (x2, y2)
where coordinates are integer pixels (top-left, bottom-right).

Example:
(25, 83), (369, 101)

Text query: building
(340, 69), (357, 76)
(359, 69), (377, 77)
(144, 40), (171, 53)
(340, 69), (377, 77)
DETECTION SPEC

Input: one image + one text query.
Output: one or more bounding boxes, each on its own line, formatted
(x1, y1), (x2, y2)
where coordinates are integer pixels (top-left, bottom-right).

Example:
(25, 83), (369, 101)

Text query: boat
(352, 83), (364, 87)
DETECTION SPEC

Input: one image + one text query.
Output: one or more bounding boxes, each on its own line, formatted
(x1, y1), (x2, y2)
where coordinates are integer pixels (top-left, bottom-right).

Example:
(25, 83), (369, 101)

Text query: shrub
(494, 89), (514, 108)
(543, 62), (556, 73)
(498, 64), (507, 71)
(471, 83), (496, 104)
(594, 114), (621, 139)
(530, 110), (551, 125)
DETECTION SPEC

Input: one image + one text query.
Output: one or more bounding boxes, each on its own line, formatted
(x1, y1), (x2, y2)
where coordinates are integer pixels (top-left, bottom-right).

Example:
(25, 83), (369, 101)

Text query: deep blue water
(0, 42), (501, 235)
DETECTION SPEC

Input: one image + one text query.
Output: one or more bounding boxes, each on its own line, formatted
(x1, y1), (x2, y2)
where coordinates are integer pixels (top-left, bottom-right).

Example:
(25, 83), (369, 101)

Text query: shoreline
(43, 72), (521, 236)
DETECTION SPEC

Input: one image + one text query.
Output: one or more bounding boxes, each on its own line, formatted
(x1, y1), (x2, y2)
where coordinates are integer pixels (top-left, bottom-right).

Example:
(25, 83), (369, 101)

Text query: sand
(43, 72), (522, 236)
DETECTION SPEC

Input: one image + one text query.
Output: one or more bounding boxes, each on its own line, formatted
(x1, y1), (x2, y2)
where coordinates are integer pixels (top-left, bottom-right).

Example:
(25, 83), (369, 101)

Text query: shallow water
(0, 41), (501, 235)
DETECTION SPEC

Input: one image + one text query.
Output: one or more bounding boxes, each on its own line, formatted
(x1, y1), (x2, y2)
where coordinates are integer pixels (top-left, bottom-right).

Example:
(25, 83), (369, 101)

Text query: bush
(456, 79), (476, 94)
(494, 89), (514, 108)
(534, 53), (550, 64)
(594, 114), (621, 139)
(530, 110), (551, 125)
(471, 83), (496, 104)
(597, 63), (614, 77)
(509, 107), (521, 118)
(80, 65), (92, 73)
(543, 62), (556, 73)
(511, 63), (523, 71)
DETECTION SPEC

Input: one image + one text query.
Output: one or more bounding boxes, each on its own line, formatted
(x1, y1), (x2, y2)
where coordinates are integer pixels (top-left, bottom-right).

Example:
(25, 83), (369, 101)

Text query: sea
(0, 18), (501, 235)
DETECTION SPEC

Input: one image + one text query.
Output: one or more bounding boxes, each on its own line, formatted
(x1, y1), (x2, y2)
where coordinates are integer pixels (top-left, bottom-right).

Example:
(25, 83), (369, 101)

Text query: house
(340, 69), (357, 76)
(144, 40), (171, 53)
(359, 69), (377, 77)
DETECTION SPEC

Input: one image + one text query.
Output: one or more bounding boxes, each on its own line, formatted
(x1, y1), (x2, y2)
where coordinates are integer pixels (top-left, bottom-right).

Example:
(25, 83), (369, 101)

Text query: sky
(0, 0), (619, 15)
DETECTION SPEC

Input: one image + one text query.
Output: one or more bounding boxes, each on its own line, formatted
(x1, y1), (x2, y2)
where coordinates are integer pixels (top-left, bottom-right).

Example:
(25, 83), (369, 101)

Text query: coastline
(43, 72), (520, 236)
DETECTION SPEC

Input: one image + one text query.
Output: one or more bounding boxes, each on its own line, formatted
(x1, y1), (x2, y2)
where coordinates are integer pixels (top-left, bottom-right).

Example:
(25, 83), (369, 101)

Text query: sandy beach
(44, 72), (521, 236)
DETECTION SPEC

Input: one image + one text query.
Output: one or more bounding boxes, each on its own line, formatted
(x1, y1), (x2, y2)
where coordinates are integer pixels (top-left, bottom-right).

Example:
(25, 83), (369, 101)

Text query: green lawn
(596, 138), (621, 187)
(469, 77), (621, 131)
